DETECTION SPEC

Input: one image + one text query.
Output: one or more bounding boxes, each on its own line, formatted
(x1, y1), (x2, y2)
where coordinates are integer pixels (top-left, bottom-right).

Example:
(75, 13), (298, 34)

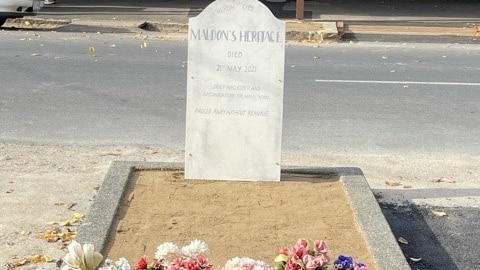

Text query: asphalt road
(1, 32), (480, 155)
(1, 31), (479, 269)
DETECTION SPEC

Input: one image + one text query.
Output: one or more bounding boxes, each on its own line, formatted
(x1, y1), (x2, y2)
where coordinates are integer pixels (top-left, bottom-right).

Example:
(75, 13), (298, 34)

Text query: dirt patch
(104, 170), (375, 269)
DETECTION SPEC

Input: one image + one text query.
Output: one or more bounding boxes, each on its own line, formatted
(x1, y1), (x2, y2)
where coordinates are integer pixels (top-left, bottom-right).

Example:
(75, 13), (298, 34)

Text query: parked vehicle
(0, 0), (43, 27)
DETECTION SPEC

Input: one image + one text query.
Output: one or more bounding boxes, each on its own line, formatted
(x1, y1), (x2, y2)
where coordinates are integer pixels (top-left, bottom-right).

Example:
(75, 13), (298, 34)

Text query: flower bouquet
(60, 238), (368, 270)
(274, 238), (369, 270)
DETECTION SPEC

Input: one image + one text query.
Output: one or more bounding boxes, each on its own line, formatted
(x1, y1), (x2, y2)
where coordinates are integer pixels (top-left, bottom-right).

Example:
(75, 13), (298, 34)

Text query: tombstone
(185, 0), (286, 181)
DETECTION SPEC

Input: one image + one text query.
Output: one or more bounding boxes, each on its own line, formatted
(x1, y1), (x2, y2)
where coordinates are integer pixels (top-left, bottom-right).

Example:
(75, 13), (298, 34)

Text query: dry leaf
(410, 257), (422, 262)
(7, 258), (28, 268)
(59, 220), (73, 226)
(403, 184), (412, 188)
(432, 210), (448, 217)
(432, 177), (456, 183)
(6, 188), (14, 193)
(40, 226), (77, 244)
(72, 212), (85, 221)
(385, 180), (402, 186)
(54, 201), (65, 206)
(66, 202), (76, 210)
(20, 230), (31, 236)
(398, 237), (409, 244)
(29, 254), (53, 264)
(89, 46), (96, 54)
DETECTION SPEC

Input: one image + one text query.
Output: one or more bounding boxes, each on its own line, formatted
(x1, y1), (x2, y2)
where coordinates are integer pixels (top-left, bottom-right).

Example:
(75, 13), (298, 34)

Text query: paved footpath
(6, 0), (480, 40)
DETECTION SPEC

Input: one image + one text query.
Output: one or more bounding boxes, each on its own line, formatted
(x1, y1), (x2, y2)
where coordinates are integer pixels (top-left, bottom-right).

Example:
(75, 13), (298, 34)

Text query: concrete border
(76, 161), (410, 269)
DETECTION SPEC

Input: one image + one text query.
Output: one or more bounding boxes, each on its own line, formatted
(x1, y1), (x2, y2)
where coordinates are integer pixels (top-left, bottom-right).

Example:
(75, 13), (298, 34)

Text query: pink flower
(167, 257), (184, 270)
(291, 240), (308, 259)
(182, 258), (199, 270)
(285, 257), (301, 270)
(278, 247), (289, 256)
(196, 255), (212, 270)
(296, 239), (308, 249)
(303, 255), (327, 270)
(313, 240), (328, 255)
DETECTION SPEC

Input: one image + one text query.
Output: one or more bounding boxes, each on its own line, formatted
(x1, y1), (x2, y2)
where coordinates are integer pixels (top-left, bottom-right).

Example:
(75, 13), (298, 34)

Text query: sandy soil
(105, 170), (375, 269)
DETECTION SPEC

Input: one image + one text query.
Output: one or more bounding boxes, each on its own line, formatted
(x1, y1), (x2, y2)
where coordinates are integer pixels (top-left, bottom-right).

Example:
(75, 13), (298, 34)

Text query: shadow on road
(381, 203), (480, 269)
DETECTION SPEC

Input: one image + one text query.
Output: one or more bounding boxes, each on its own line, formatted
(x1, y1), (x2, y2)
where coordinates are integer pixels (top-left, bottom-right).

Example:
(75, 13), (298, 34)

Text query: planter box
(77, 162), (409, 269)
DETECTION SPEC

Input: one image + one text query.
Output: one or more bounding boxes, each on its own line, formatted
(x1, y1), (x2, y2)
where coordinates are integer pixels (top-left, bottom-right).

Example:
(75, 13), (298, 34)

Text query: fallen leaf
(20, 230), (31, 236)
(39, 226), (77, 244)
(398, 237), (409, 244)
(72, 212), (85, 221)
(7, 258), (28, 268)
(6, 188), (14, 193)
(54, 201), (65, 206)
(59, 220), (73, 226)
(403, 184), (412, 188)
(385, 180), (402, 186)
(29, 254), (53, 263)
(432, 210), (448, 217)
(128, 192), (135, 202)
(89, 46), (96, 54)
(432, 177), (456, 183)
(410, 257), (422, 262)
(66, 202), (76, 210)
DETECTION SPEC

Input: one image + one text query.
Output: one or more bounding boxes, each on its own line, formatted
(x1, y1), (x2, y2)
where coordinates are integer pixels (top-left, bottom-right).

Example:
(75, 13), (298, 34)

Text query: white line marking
(314, 79), (480, 87)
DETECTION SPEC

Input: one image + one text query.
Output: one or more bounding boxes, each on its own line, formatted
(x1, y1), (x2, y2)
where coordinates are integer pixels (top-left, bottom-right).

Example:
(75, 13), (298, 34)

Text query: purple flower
(333, 255), (354, 270)
(354, 262), (369, 270)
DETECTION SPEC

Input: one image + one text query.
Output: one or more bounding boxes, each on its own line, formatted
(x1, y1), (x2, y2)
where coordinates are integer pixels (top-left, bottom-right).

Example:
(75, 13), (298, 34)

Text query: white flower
(155, 242), (180, 261)
(181, 239), (209, 257)
(62, 241), (103, 270)
(223, 257), (274, 270)
(114, 258), (131, 270)
(98, 258), (131, 270)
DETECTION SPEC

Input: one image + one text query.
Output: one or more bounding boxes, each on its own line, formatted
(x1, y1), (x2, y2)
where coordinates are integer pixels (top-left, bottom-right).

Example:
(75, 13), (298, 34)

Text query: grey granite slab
(76, 161), (410, 269)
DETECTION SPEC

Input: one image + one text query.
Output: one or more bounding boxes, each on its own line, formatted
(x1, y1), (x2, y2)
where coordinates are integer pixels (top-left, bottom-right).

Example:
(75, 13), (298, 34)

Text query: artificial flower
(134, 256), (163, 270)
(99, 258), (131, 270)
(136, 257), (149, 270)
(181, 239), (209, 257)
(155, 242), (180, 263)
(354, 262), (369, 270)
(223, 257), (274, 270)
(274, 239), (329, 270)
(333, 255), (369, 270)
(61, 241), (103, 270)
